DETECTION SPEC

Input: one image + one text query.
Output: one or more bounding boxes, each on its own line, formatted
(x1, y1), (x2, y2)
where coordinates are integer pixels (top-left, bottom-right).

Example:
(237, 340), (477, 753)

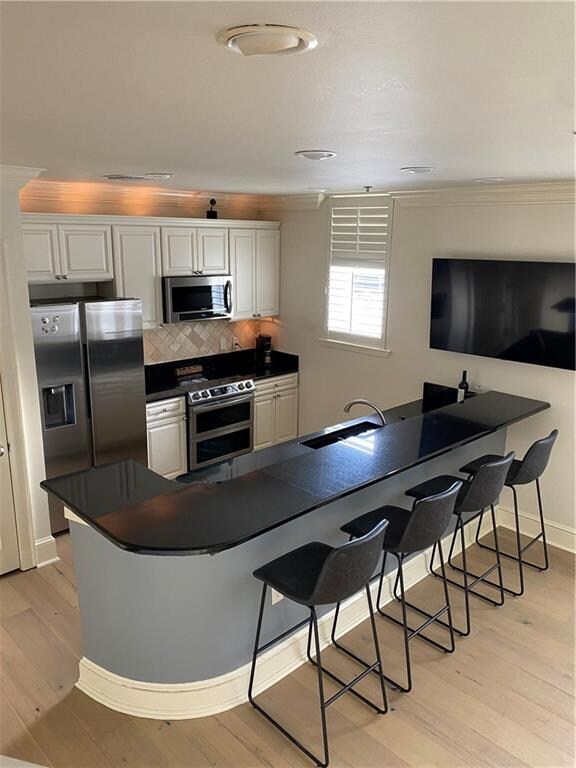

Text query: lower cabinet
(146, 397), (188, 479)
(254, 374), (299, 450)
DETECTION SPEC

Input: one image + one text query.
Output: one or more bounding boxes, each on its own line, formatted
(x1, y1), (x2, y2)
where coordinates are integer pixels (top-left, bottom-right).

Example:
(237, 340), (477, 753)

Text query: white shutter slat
(326, 197), (391, 345)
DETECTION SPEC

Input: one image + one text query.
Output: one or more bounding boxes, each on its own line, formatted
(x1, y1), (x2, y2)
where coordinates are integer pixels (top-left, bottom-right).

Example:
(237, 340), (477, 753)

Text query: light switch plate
(271, 588), (284, 605)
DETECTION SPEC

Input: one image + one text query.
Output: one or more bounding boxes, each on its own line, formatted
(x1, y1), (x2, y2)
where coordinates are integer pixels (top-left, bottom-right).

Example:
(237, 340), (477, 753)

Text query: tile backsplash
(143, 320), (259, 364)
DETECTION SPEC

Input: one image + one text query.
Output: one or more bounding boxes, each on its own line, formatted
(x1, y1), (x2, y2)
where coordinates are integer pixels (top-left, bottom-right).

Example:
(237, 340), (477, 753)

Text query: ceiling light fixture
(401, 166), (436, 174)
(474, 177), (505, 183)
(217, 24), (317, 57)
(295, 150), (337, 161)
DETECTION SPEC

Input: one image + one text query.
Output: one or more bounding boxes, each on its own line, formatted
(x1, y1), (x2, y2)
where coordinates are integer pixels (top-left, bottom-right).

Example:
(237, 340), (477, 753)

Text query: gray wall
(71, 430), (505, 684)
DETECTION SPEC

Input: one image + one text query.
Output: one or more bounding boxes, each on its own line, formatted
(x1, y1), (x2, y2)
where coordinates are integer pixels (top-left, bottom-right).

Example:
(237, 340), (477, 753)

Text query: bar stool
(331, 482), (462, 693)
(460, 430), (558, 596)
(248, 520), (388, 768)
(404, 452), (515, 637)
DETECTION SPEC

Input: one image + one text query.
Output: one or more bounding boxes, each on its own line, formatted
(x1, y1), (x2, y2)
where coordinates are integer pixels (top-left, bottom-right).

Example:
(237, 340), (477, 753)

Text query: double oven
(187, 380), (254, 470)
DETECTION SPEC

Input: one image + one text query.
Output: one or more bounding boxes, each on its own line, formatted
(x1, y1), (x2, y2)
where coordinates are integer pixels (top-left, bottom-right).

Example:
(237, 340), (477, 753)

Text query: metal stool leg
(249, 586), (330, 767)
(430, 516), (472, 636)
(445, 509), (506, 608)
(475, 480), (550, 573)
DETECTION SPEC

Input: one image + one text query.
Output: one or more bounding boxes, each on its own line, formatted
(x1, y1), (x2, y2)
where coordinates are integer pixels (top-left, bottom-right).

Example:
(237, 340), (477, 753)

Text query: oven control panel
(188, 379), (254, 404)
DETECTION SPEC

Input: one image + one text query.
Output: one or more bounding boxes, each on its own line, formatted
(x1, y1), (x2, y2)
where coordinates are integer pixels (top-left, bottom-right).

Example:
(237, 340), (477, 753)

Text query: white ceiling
(1, 1), (574, 194)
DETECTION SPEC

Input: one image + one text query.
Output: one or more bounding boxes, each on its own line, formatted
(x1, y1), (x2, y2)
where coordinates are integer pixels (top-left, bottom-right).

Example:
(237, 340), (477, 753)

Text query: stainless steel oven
(163, 275), (233, 323)
(187, 380), (254, 470)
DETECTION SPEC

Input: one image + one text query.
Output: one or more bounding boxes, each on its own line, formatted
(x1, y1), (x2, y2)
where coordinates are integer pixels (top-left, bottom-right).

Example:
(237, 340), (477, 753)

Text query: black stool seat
(460, 454), (521, 484)
(340, 505), (408, 549)
(405, 474), (466, 504)
(253, 542), (332, 606)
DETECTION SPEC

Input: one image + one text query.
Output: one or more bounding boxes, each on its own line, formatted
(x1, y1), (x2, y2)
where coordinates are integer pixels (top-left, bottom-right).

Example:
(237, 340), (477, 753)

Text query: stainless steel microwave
(163, 276), (233, 323)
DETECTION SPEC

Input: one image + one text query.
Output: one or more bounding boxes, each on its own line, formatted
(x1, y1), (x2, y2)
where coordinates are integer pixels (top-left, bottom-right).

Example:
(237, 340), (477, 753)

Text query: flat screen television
(430, 259), (575, 371)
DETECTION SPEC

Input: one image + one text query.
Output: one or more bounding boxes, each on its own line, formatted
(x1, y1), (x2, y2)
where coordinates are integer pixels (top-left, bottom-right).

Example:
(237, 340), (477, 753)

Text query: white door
(230, 229), (256, 320)
(22, 224), (61, 283)
(58, 224), (114, 281)
(253, 395), (276, 450)
(113, 226), (162, 328)
(274, 389), (299, 444)
(147, 418), (187, 479)
(161, 227), (197, 276)
(255, 230), (280, 317)
(0, 374), (20, 575)
(197, 228), (229, 274)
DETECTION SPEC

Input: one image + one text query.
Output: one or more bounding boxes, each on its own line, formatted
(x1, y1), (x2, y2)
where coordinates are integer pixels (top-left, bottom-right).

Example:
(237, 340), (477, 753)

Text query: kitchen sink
(301, 421), (383, 450)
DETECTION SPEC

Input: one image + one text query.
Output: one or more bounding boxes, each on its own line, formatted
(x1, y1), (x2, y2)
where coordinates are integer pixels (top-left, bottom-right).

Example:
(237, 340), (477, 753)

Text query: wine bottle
(457, 370), (469, 402)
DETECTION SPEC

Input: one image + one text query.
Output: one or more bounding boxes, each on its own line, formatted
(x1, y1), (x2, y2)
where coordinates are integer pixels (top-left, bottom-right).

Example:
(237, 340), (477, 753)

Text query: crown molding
(0, 165), (45, 192)
(19, 179), (324, 214)
(389, 181), (576, 207)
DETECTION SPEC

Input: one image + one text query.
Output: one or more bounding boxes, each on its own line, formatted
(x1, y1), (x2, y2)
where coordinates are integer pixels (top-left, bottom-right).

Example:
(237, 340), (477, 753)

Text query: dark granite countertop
(145, 349), (298, 403)
(41, 390), (549, 556)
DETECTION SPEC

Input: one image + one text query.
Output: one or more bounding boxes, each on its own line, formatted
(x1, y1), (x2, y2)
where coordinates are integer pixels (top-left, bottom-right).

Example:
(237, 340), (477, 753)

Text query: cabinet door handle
(55, 275), (61, 280)
(0, 445), (5, 458)
(63, 274), (68, 279)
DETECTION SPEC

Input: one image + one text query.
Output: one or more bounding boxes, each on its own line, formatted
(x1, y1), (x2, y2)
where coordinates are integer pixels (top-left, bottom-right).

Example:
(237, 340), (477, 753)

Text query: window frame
(320, 196), (393, 356)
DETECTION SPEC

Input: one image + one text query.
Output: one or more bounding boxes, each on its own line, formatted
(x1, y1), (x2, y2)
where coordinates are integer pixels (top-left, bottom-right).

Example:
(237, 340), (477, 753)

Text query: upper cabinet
(22, 224), (60, 283)
(230, 228), (280, 320)
(255, 230), (280, 318)
(113, 226), (162, 329)
(197, 227), (229, 275)
(22, 216), (279, 324)
(161, 227), (197, 275)
(58, 224), (113, 281)
(23, 222), (113, 283)
(161, 226), (228, 276)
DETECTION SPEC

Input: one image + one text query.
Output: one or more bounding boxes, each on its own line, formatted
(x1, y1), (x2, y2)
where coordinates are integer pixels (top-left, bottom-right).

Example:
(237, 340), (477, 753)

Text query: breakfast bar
(40, 390), (549, 719)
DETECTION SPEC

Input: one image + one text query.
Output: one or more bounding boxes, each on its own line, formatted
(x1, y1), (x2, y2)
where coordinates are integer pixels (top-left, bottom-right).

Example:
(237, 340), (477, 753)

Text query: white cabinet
(161, 226), (228, 276)
(254, 374), (299, 450)
(146, 397), (187, 479)
(22, 224), (60, 283)
(197, 228), (229, 274)
(23, 222), (113, 283)
(253, 394), (276, 450)
(274, 389), (299, 444)
(230, 228), (280, 320)
(161, 227), (197, 275)
(113, 226), (162, 328)
(230, 229), (256, 320)
(58, 224), (113, 281)
(256, 230), (280, 318)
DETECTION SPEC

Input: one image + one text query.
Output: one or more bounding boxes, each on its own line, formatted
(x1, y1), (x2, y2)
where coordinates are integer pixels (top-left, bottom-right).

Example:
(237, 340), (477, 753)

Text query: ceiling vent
(217, 24), (317, 56)
(101, 172), (173, 182)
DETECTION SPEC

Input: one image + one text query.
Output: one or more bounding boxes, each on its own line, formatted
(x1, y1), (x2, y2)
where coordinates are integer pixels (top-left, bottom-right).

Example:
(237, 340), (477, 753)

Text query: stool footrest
(378, 603), (453, 653)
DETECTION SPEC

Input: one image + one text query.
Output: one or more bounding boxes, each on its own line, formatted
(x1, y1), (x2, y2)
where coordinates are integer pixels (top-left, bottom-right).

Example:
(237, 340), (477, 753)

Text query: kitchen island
(41, 390), (549, 719)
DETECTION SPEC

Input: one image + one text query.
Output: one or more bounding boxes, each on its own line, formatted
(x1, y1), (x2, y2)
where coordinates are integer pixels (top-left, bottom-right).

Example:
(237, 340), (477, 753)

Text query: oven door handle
(190, 393), (254, 412)
(224, 280), (233, 315)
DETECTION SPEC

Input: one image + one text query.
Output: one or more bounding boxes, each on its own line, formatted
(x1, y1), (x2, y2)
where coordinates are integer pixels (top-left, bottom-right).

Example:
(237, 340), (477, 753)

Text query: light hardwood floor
(1, 529), (574, 768)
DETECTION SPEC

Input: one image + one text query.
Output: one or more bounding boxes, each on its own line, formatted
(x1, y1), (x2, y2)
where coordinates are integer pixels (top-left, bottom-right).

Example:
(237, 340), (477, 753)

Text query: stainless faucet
(343, 399), (387, 427)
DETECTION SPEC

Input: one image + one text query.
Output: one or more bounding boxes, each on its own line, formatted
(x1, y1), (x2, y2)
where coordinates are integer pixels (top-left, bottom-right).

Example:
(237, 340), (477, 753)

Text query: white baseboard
(497, 504), (575, 554)
(76, 516), (489, 720)
(34, 535), (58, 567)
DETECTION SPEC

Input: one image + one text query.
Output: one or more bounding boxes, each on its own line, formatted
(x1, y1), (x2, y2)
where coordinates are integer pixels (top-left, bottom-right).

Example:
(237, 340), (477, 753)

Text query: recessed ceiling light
(217, 24), (317, 57)
(401, 166), (436, 174)
(308, 186), (330, 192)
(474, 177), (505, 183)
(295, 150), (337, 161)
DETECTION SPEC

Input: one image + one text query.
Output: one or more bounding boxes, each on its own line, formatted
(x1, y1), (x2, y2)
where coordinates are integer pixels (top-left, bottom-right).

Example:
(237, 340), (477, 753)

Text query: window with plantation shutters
(325, 198), (392, 350)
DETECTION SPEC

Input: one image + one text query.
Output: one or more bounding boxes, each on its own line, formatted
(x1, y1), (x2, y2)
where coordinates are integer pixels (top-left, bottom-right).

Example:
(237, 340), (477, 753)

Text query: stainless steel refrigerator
(31, 298), (148, 533)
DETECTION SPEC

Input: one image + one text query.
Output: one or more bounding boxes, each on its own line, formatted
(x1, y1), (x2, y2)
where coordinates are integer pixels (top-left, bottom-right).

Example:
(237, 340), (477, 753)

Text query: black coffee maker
(255, 334), (272, 367)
